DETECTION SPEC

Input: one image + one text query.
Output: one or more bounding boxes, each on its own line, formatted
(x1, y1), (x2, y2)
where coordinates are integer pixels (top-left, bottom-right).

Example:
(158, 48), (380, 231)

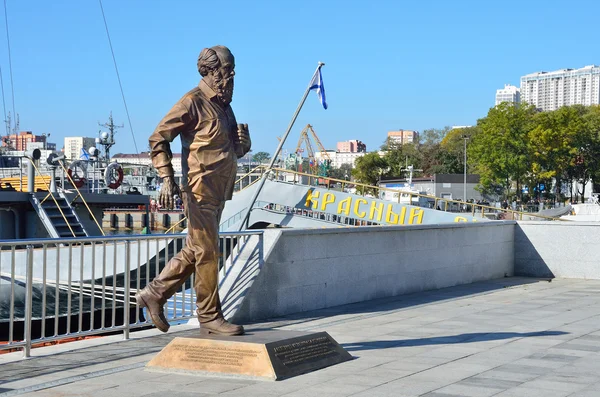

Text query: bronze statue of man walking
(136, 45), (250, 336)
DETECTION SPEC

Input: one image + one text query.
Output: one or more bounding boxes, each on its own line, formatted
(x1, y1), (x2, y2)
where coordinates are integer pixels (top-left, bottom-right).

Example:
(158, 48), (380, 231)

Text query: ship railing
(0, 230), (264, 358)
(56, 160), (105, 235)
(234, 164), (265, 191)
(268, 167), (569, 222)
(218, 201), (271, 232)
(27, 156), (106, 237)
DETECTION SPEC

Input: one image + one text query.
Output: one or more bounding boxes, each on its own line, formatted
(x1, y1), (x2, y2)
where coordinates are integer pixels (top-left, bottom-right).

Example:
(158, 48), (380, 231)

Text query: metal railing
(27, 157), (106, 237)
(218, 201), (272, 232)
(267, 167), (569, 222)
(0, 230), (263, 357)
(260, 202), (376, 227)
(234, 164), (264, 191)
(56, 160), (105, 235)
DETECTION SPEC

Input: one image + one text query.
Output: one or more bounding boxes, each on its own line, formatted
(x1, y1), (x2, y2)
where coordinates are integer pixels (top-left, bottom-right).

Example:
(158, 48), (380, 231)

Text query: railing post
(24, 244), (34, 358)
(259, 232), (264, 268)
(123, 240), (131, 340)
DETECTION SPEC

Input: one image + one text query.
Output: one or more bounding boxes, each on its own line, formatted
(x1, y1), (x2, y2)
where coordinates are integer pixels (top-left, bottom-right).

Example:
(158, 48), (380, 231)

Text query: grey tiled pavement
(2, 277), (600, 396)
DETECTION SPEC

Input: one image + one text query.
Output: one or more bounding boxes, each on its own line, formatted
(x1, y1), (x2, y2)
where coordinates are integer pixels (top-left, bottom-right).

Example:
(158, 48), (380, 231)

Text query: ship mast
(98, 112), (122, 161)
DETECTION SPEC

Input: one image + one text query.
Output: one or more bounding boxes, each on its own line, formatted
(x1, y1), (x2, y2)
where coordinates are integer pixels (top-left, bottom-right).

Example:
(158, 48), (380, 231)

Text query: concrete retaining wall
(232, 221), (515, 323)
(515, 222), (600, 279)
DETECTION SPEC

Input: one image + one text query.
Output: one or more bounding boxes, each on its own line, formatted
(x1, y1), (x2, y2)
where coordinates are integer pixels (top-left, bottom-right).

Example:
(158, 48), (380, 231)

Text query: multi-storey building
(520, 65), (600, 111)
(336, 140), (366, 153)
(314, 150), (365, 169)
(387, 130), (419, 145)
(495, 84), (521, 106)
(3, 131), (47, 151)
(333, 151), (365, 168)
(64, 137), (96, 160)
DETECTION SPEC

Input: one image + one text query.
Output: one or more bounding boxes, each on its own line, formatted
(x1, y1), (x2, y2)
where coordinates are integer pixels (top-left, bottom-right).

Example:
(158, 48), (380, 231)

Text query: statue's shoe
(135, 290), (170, 333)
(200, 317), (245, 336)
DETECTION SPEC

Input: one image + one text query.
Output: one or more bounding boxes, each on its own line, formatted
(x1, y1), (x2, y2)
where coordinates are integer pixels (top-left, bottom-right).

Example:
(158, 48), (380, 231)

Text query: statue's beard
(212, 71), (234, 105)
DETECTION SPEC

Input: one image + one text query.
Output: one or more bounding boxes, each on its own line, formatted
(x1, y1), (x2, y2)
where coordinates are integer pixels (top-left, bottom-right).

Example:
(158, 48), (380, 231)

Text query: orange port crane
(294, 124), (331, 175)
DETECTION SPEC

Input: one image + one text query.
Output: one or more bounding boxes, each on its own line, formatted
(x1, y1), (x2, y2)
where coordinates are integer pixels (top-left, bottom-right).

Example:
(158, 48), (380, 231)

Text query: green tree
(582, 105), (600, 199)
(418, 126), (459, 175)
(438, 126), (478, 175)
(352, 152), (387, 193)
(529, 105), (589, 202)
(380, 138), (422, 177)
(470, 102), (537, 200)
(328, 163), (353, 181)
(419, 126), (451, 145)
(252, 151), (271, 163)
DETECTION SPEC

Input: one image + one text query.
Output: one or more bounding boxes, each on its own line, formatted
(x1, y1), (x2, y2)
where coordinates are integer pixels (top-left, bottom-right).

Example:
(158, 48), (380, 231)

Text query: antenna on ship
(98, 112), (122, 161)
(2, 112), (11, 148)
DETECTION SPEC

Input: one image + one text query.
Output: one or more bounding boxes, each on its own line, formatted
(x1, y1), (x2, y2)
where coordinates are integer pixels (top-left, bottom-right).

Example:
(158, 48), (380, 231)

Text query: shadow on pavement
(341, 330), (568, 351)
(252, 277), (544, 329)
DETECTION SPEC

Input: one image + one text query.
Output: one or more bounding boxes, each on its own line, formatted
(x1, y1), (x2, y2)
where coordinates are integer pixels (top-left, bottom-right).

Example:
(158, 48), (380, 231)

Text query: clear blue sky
(2, 0), (600, 156)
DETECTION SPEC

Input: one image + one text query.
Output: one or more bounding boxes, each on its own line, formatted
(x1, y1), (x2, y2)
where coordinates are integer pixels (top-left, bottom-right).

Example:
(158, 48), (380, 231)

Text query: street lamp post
(463, 135), (469, 207)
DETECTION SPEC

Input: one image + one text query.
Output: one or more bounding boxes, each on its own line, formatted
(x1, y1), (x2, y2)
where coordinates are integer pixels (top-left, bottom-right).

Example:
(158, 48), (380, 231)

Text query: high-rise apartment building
(64, 137), (96, 160)
(495, 84), (520, 106)
(2, 131), (47, 151)
(387, 130), (419, 145)
(336, 140), (366, 153)
(520, 65), (600, 111)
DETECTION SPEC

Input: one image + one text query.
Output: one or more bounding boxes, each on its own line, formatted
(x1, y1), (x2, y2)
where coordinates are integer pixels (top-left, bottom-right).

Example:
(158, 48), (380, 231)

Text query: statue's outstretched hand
(159, 176), (181, 210)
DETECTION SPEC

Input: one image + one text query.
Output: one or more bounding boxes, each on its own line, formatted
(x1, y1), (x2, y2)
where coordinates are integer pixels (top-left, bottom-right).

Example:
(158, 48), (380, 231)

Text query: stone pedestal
(146, 329), (352, 380)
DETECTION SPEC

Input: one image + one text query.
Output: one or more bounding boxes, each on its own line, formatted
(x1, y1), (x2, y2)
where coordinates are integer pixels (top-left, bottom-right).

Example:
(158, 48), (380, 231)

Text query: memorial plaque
(146, 329), (352, 380)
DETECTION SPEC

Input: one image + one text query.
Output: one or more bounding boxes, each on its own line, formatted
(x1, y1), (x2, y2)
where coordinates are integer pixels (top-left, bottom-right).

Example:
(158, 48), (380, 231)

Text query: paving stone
(520, 378), (589, 394)
(281, 380), (372, 396)
(492, 386), (572, 396)
(143, 393), (212, 397)
(421, 393), (467, 397)
(354, 379), (445, 396)
(494, 363), (553, 376)
(176, 378), (253, 394)
(432, 383), (505, 397)
(473, 369), (540, 383)
(458, 376), (522, 390)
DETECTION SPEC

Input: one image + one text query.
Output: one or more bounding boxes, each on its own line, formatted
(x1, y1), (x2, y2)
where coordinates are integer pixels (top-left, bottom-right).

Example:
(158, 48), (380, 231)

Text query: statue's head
(198, 45), (235, 105)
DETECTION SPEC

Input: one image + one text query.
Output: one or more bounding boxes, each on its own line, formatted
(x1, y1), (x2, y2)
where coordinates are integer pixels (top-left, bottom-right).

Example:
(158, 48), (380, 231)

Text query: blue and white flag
(309, 68), (327, 109)
(80, 148), (90, 160)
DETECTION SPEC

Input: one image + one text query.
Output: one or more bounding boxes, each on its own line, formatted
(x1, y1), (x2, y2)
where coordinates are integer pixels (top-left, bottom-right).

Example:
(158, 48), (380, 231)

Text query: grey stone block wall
(515, 222), (600, 279)
(232, 221), (515, 323)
